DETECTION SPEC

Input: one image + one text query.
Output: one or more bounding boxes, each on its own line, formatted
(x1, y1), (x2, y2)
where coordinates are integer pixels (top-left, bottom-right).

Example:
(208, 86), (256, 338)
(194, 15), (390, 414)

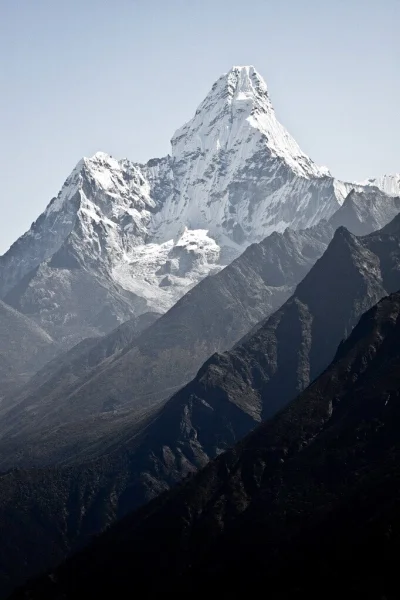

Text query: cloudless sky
(0, 0), (399, 253)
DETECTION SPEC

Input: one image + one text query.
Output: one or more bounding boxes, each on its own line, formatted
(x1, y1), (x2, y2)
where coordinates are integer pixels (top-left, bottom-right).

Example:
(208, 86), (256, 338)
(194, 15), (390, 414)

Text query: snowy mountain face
(360, 174), (400, 197)
(0, 66), (394, 345)
(151, 66), (339, 244)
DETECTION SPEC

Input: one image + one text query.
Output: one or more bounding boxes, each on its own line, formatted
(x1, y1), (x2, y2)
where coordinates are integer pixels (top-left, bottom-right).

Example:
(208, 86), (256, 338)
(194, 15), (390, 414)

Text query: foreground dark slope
(16, 290), (400, 600)
(120, 214), (400, 498)
(0, 301), (59, 396)
(1, 215), (400, 597)
(1, 189), (398, 455)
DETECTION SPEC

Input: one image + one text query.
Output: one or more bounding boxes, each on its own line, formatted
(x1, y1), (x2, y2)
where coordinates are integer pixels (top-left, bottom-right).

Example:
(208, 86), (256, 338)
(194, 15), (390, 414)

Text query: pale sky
(0, 0), (399, 253)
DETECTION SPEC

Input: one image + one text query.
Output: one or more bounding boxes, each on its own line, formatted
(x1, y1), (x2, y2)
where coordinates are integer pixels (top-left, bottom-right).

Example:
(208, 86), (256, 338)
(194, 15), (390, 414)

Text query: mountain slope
(98, 216), (400, 504)
(13, 290), (400, 600)
(1, 216), (400, 596)
(0, 230), (296, 443)
(0, 311), (160, 445)
(0, 66), (356, 347)
(0, 189), (399, 464)
(329, 187), (400, 235)
(0, 301), (59, 395)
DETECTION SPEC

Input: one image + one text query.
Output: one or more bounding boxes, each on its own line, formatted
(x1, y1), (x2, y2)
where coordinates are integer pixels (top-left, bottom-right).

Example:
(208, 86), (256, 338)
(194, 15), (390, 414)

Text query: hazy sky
(0, 0), (399, 253)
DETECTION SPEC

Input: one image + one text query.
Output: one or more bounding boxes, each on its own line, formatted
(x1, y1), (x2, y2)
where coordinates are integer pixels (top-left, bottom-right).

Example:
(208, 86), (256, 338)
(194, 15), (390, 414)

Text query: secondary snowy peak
(171, 65), (330, 179)
(47, 151), (155, 227)
(0, 152), (158, 295)
(56, 153), (222, 311)
(359, 174), (400, 197)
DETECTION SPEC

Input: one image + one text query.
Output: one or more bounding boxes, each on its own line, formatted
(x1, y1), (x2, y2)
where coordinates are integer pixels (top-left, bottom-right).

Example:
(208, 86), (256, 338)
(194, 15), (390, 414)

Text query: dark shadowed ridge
(12, 290), (400, 600)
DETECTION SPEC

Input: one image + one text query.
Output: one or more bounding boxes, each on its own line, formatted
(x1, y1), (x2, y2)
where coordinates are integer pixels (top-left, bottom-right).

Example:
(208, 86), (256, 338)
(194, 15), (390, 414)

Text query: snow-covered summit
(150, 65), (347, 246)
(171, 65), (329, 180)
(47, 151), (154, 219)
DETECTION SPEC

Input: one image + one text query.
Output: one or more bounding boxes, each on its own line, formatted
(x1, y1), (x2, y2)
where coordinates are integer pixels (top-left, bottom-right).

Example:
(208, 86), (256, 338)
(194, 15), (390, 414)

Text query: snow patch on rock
(113, 228), (221, 312)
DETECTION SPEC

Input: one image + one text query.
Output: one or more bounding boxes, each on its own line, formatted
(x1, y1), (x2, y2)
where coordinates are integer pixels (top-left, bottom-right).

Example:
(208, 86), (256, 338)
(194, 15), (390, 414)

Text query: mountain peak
(228, 64), (256, 71)
(171, 65), (330, 179)
(83, 151), (122, 171)
(88, 150), (112, 161)
(221, 64), (269, 101)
